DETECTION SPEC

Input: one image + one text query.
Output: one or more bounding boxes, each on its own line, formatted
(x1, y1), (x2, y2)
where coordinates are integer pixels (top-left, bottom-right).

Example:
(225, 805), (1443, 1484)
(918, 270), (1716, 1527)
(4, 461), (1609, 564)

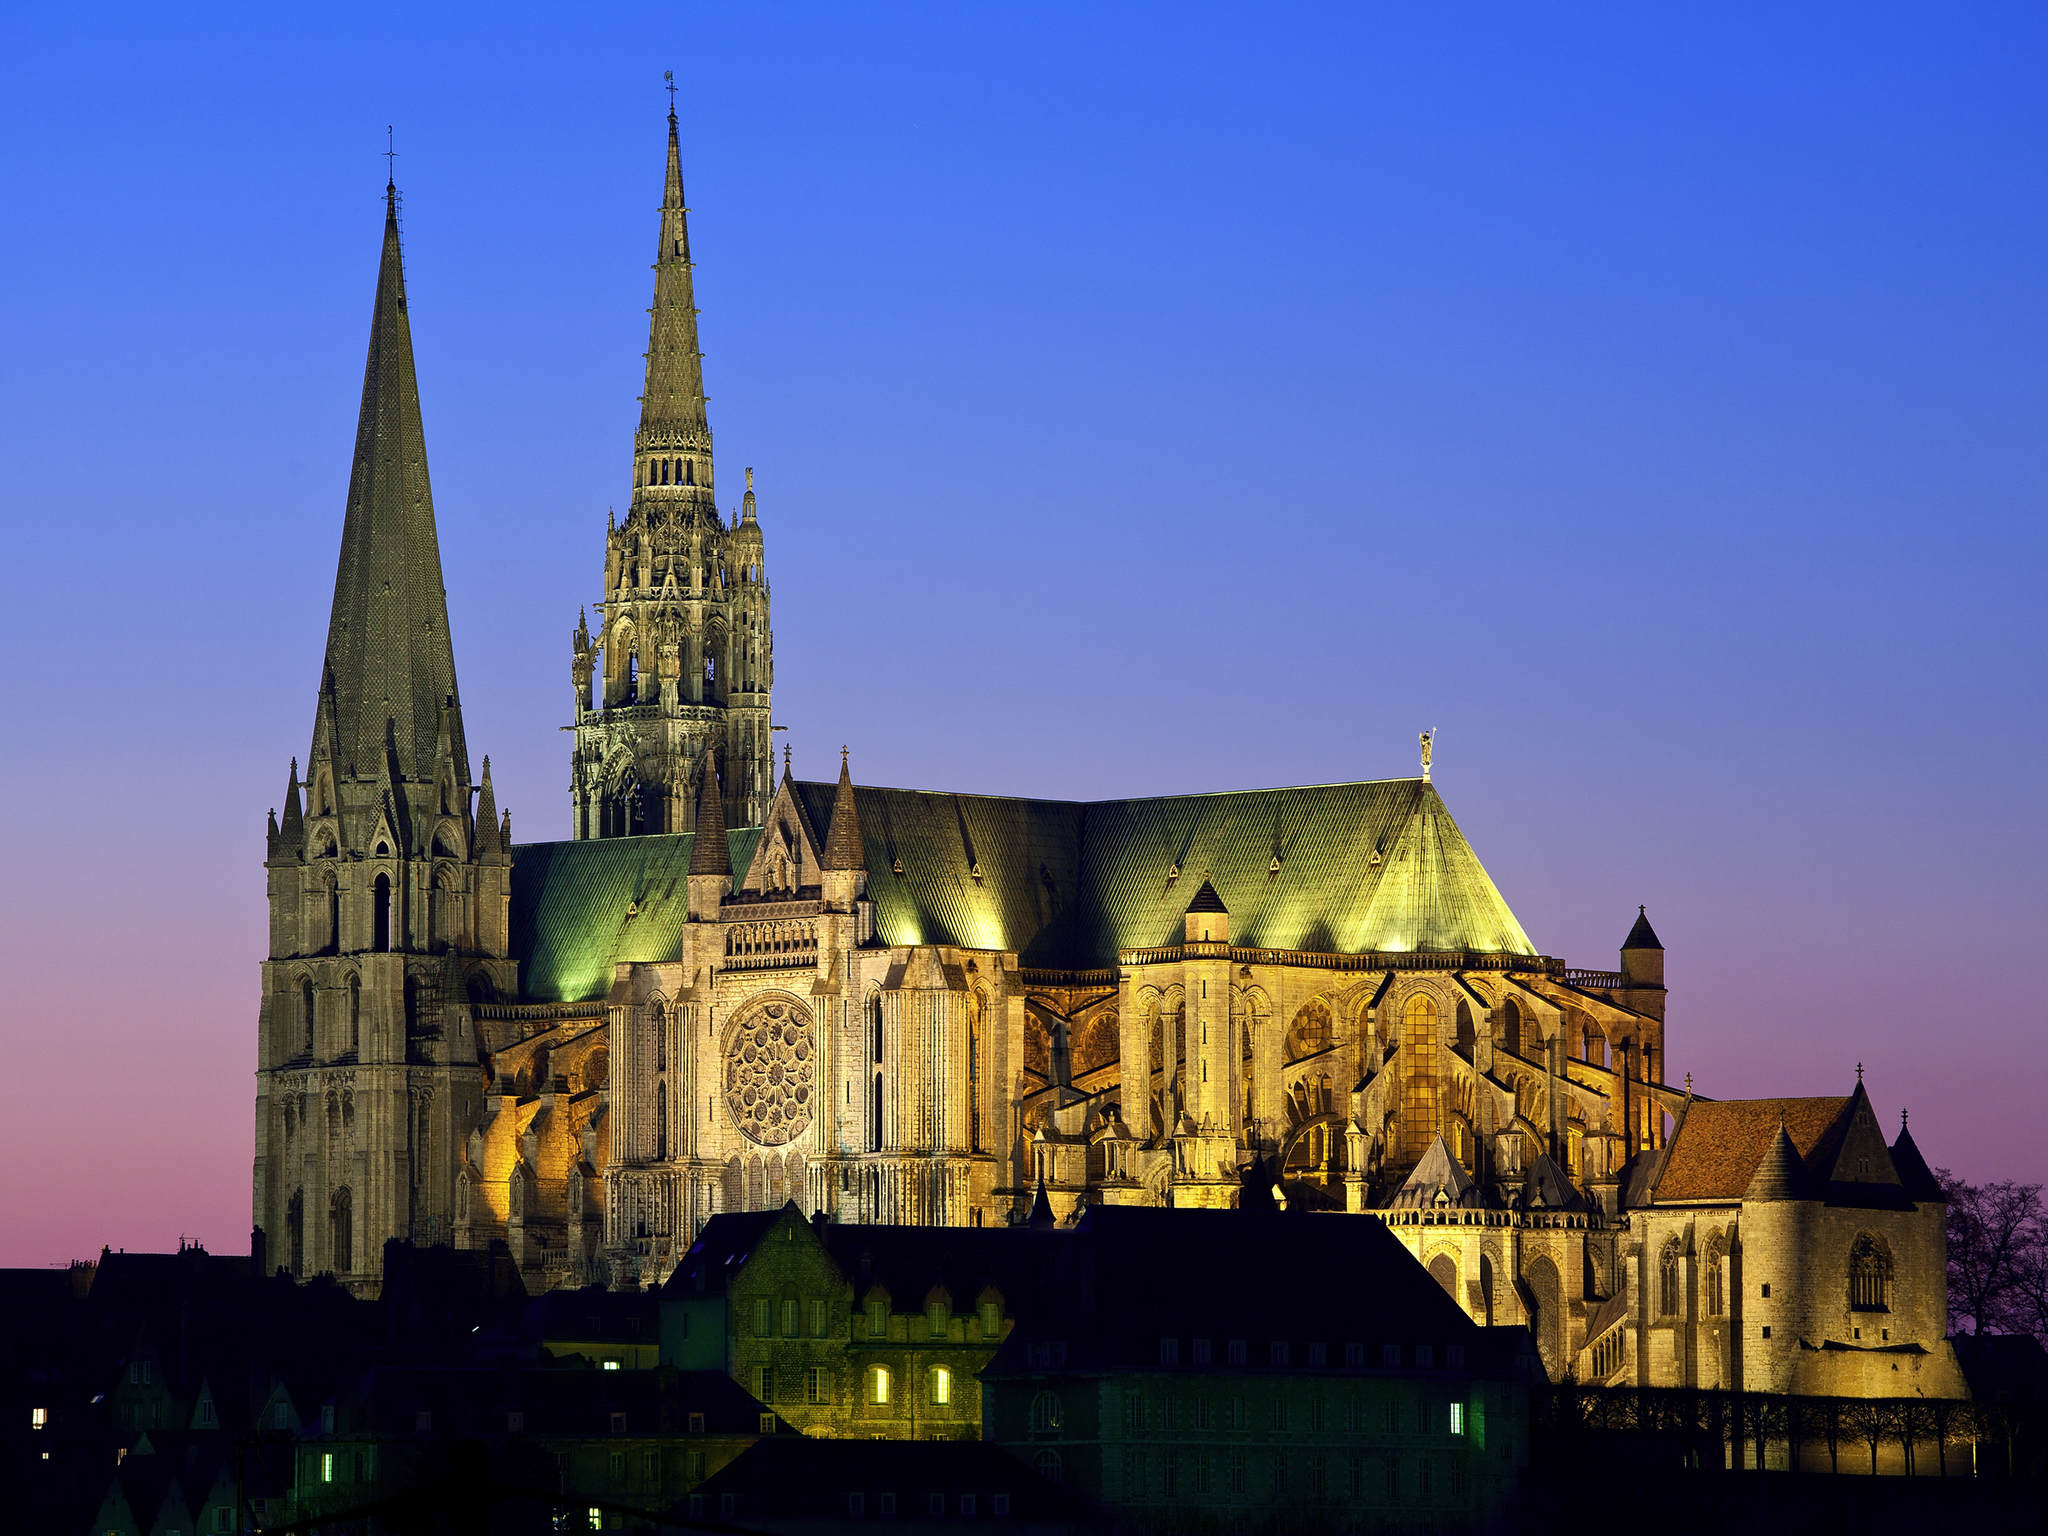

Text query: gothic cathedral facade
(254, 109), (1962, 1401)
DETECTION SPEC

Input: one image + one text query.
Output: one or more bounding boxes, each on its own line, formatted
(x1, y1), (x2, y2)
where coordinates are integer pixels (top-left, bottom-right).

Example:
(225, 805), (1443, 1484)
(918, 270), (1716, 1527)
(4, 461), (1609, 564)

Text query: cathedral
(253, 105), (1963, 1401)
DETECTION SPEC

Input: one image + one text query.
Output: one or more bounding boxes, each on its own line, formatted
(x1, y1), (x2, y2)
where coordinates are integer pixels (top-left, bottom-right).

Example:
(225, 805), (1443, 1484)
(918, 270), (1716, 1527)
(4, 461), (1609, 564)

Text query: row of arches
(281, 1186), (353, 1278)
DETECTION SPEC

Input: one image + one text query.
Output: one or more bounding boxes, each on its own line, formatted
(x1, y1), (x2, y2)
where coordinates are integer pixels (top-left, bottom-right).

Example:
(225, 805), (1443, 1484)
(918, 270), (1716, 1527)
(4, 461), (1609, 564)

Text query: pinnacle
(690, 749), (731, 876)
(823, 749), (865, 871)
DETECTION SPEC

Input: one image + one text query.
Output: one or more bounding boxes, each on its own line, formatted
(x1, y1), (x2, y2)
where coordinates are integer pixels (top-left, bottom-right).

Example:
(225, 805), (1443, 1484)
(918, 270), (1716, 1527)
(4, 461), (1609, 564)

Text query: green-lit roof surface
(510, 827), (760, 1002)
(511, 777), (1533, 1002)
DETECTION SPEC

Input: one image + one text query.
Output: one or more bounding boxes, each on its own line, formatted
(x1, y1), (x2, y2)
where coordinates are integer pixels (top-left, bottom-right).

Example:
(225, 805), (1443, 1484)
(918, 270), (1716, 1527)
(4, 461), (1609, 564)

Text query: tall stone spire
(319, 182), (465, 785)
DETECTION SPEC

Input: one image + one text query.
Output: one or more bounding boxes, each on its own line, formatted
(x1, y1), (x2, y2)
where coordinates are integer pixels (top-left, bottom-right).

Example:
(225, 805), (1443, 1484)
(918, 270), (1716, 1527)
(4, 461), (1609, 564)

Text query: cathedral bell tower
(253, 182), (516, 1293)
(570, 101), (774, 839)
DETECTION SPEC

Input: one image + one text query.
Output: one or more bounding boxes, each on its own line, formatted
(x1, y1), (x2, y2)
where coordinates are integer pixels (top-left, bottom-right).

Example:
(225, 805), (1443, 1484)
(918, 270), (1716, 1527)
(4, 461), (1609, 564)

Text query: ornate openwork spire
(634, 94), (711, 486)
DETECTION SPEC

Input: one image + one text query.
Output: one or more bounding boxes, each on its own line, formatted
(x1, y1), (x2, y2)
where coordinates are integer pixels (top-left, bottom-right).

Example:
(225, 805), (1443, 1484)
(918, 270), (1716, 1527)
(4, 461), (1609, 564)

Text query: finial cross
(384, 125), (397, 184)
(664, 70), (677, 114)
(1856, 1060), (1865, 1083)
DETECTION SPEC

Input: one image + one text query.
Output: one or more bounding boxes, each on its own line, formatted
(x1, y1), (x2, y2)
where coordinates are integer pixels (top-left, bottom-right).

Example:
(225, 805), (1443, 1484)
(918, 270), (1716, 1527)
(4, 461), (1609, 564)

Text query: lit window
(587, 1508), (601, 1530)
(322, 1452), (335, 1483)
(931, 1367), (952, 1406)
(1449, 1401), (1466, 1436)
(872, 1367), (891, 1405)
(602, 1360), (621, 1372)
(30, 1407), (46, 1430)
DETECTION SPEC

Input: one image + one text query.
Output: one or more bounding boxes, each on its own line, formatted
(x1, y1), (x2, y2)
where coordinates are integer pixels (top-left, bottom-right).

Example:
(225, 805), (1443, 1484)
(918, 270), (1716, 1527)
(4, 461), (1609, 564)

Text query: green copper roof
(792, 775), (1536, 968)
(510, 828), (759, 1002)
(509, 777), (1534, 1002)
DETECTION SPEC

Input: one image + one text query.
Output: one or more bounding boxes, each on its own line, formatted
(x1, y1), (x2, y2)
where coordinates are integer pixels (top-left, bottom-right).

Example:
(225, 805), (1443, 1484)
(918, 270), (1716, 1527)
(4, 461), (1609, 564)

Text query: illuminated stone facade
(258, 109), (1964, 1408)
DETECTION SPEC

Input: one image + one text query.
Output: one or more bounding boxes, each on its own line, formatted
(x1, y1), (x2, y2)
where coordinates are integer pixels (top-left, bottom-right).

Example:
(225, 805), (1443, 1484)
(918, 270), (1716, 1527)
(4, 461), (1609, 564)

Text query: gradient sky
(2, 4), (2043, 1267)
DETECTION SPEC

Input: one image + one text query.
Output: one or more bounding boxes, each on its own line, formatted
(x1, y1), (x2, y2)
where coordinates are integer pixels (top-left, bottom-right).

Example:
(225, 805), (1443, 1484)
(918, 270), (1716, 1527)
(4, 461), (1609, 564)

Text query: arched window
(286, 1189), (304, 1277)
(298, 978), (316, 1056)
(1428, 1254), (1458, 1300)
(968, 991), (984, 1152)
(330, 1186), (353, 1274)
(652, 1000), (668, 1074)
(1032, 1449), (1064, 1485)
(1704, 1239), (1725, 1316)
(654, 1081), (668, 1160)
(1454, 1000), (1476, 1054)
(324, 873), (340, 953)
(870, 1366), (891, 1405)
(1659, 1241), (1682, 1317)
(870, 1071), (884, 1154)
(685, 458), (695, 486)
(345, 975), (360, 1058)
(372, 874), (392, 952)
(1850, 1235), (1892, 1312)
(1502, 999), (1526, 1058)
(625, 652), (640, 704)
(1030, 1392), (1062, 1433)
(1399, 994), (1440, 1160)
(930, 1365), (952, 1405)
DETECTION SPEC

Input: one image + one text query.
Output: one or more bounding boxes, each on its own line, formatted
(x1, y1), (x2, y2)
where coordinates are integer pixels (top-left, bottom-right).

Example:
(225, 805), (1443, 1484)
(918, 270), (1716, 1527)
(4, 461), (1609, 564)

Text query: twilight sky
(2, 4), (2043, 1266)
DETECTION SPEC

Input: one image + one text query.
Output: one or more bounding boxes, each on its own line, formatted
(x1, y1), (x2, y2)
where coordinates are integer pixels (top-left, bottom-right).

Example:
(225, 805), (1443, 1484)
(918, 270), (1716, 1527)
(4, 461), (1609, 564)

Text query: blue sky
(1, 3), (2043, 1260)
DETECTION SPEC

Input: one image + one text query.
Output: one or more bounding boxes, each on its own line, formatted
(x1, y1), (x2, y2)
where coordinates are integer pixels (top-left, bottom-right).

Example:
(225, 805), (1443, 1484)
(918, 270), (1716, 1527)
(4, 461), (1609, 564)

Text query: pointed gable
(740, 776), (825, 895)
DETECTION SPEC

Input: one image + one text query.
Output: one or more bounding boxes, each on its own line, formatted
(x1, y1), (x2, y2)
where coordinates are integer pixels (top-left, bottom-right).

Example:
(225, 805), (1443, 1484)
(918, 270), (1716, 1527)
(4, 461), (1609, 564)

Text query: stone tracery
(723, 997), (815, 1147)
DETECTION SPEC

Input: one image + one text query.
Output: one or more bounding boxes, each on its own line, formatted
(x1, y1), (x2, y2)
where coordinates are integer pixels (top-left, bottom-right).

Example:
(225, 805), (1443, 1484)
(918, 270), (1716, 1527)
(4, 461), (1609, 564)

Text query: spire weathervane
(1419, 728), (1435, 783)
(664, 70), (677, 117)
(384, 125), (397, 187)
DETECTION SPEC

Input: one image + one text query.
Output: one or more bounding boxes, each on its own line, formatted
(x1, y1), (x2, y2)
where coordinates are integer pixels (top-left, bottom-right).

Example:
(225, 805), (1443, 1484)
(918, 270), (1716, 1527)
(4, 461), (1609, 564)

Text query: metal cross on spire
(664, 70), (677, 116)
(384, 125), (397, 186)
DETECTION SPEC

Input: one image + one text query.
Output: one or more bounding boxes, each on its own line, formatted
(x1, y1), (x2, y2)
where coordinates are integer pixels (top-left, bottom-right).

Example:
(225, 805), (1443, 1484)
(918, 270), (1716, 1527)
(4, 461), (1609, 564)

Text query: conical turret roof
(1623, 906), (1663, 951)
(318, 184), (465, 786)
(1745, 1118), (1805, 1201)
(1890, 1114), (1945, 1203)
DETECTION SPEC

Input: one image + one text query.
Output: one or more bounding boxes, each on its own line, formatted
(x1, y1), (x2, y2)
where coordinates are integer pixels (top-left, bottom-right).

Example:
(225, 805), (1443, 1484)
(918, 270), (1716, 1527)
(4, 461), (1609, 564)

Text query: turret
(1620, 905), (1664, 987)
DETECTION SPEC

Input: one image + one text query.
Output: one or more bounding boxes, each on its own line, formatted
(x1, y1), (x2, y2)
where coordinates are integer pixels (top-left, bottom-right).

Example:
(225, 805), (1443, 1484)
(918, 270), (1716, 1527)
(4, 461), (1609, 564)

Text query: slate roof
(509, 828), (761, 1002)
(1623, 906), (1662, 950)
(1649, 1096), (1850, 1203)
(511, 776), (1536, 1000)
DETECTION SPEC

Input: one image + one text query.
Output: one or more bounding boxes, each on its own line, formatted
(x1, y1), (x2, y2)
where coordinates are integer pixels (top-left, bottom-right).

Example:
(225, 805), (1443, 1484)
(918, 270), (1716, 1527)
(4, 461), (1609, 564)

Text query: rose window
(724, 999), (815, 1147)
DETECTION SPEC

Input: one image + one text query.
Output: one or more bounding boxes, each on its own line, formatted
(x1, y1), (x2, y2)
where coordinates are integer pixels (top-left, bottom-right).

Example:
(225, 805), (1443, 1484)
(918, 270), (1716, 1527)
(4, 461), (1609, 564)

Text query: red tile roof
(1652, 1096), (1849, 1203)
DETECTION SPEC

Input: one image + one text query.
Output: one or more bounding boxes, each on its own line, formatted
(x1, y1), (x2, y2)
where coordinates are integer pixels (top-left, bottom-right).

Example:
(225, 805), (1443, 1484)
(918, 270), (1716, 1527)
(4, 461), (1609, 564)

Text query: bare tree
(1938, 1169), (2045, 1338)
